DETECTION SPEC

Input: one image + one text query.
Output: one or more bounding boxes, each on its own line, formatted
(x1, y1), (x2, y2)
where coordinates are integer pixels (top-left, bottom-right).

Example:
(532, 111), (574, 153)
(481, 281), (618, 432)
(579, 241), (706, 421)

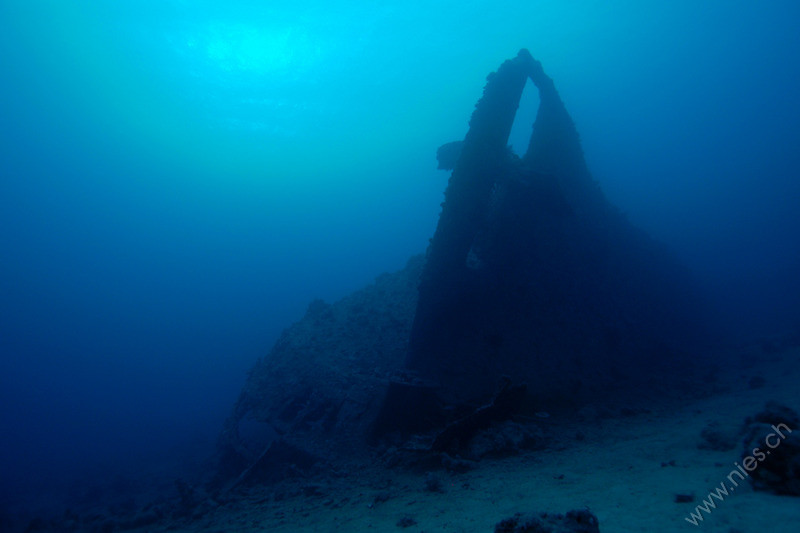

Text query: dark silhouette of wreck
(211, 50), (710, 488)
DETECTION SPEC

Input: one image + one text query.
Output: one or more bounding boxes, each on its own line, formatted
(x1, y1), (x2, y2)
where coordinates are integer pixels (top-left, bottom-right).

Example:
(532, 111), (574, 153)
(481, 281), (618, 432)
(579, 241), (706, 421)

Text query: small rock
(371, 491), (392, 506)
(698, 422), (739, 451)
(466, 421), (545, 459)
(740, 402), (800, 495)
(494, 509), (599, 533)
(424, 473), (444, 493)
(396, 515), (417, 528)
(747, 401), (800, 429)
(441, 453), (478, 473)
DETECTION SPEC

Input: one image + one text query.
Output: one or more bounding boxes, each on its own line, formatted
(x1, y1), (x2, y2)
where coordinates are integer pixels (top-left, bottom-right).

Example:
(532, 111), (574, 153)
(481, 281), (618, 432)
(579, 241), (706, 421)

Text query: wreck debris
(431, 378), (526, 453)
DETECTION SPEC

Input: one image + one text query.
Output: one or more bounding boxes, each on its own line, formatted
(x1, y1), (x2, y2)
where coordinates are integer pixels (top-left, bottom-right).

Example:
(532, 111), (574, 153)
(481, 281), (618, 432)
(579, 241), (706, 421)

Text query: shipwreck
(211, 50), (709, 487)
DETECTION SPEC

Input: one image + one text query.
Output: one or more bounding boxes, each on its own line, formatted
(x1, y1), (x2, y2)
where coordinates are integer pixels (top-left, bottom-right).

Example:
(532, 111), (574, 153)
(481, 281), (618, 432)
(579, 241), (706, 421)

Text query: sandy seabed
(141, 346), (800, 533)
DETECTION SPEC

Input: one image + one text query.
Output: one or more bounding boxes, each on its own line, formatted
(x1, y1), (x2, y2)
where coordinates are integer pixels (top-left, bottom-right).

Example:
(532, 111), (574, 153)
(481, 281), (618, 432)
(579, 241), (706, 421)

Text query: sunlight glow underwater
(166, 22), (328, 140)
(200, 24), (313, 74)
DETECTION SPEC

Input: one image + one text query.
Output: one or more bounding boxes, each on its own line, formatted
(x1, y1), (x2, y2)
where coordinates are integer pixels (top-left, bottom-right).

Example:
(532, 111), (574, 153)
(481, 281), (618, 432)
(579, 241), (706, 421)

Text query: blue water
(1, 0), (798, 520)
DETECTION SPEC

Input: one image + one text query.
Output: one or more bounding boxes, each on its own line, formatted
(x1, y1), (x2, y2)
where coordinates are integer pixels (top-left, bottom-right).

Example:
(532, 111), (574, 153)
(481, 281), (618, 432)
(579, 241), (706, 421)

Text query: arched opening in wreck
(508, 78), (540, 156)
